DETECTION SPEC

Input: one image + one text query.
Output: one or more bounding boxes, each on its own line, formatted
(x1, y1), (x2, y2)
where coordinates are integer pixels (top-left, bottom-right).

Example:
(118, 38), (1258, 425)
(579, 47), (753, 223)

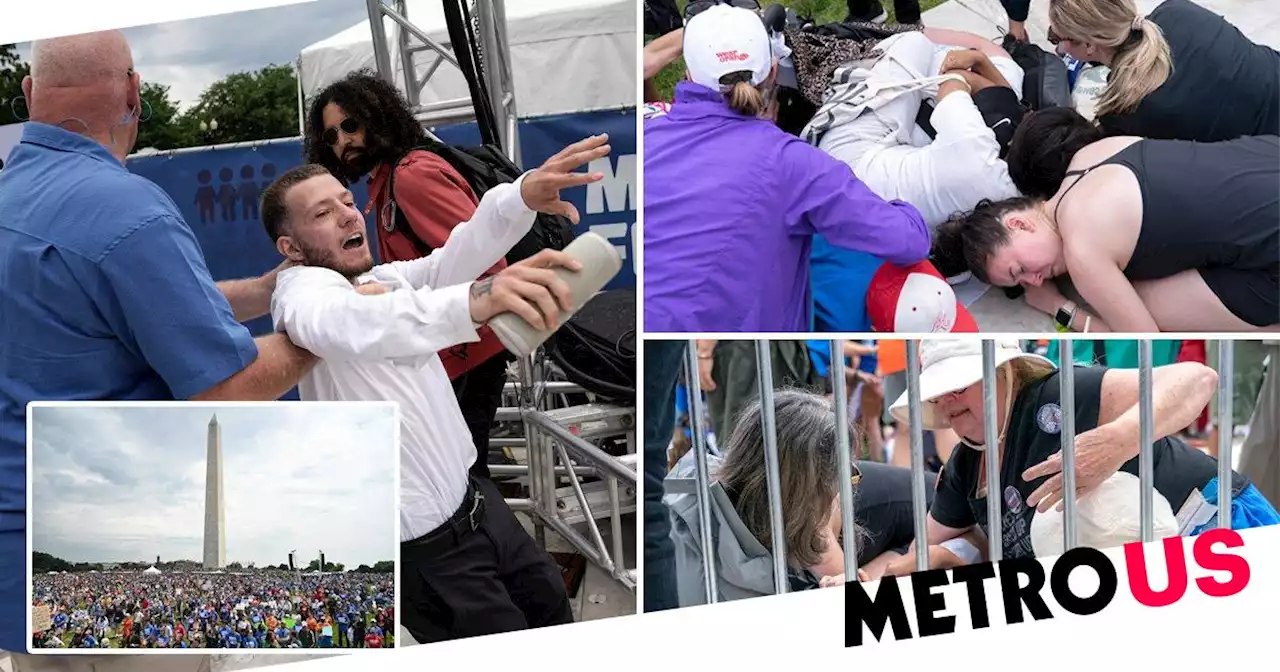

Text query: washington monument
(203, 414), (226, 569)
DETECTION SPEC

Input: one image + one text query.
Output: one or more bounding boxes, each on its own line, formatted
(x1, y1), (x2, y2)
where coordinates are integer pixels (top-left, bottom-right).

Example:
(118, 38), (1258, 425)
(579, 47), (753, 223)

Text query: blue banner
(126, 107), (638, 340)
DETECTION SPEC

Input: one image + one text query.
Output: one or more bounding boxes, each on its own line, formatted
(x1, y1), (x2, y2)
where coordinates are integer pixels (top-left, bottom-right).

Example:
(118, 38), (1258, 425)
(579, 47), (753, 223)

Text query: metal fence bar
(684, 341), (718, 603)
(1060, 343), (1078, 551)
(755, 341), (790, 593)
(906, 341), (929, 572)
(981, 341), (1002, 562)
(829, 340), (858, 580)
(1138, 341), (1155, 542)
(1217, 341), (1236, 529)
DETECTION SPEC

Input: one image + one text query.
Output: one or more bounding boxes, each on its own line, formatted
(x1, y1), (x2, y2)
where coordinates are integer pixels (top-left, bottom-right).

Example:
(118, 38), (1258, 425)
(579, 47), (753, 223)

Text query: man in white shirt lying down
(807, 29), (1026, 231)
(262, 134), (612, 643)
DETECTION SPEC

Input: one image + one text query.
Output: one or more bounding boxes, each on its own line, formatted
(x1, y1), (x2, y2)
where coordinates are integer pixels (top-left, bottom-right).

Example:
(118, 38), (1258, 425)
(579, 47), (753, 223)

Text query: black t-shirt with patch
(853, 460), (936, 564)
(930, 365), (1250, 559)
(1097, 0), (1280, 142)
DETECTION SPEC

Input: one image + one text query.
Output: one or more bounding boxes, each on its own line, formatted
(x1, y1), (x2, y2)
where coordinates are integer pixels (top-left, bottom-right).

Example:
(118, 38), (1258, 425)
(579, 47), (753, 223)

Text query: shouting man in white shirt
(261, 134), (612, 643)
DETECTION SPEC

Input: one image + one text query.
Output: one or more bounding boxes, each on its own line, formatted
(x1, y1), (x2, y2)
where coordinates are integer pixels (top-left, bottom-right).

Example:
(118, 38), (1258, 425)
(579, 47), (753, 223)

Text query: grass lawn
(649, 0), (951, 101)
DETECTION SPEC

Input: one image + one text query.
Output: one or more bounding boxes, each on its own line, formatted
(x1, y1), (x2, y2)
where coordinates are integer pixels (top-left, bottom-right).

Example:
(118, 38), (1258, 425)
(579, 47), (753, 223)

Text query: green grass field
(648, 0), (950, 101)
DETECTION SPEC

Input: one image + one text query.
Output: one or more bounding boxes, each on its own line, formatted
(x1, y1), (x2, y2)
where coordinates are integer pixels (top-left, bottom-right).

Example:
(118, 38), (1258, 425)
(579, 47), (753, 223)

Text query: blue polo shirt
(0, 123), (257, 652)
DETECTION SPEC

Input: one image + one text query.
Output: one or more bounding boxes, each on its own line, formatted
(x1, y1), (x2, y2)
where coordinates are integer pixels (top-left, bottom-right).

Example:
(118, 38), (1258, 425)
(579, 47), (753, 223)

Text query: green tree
(185, 63), (298, 145)
(135, 82), (197, 151)
(371, 560), (394, 573)
(0, 43), (31, 126)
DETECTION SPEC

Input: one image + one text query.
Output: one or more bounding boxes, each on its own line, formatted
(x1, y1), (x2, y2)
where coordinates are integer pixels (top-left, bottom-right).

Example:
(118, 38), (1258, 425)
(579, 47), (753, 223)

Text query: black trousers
(451, 352), (513, 481)
(401, 476), (574, 642)
(846, 0), (922, 24)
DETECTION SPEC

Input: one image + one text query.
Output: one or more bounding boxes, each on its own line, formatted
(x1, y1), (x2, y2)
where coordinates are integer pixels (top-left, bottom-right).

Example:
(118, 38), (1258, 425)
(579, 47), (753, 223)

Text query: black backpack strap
(385, 151), (435, 258)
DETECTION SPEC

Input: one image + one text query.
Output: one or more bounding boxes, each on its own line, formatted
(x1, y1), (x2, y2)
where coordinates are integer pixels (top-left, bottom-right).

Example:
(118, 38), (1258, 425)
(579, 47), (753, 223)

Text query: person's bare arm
(1097, 363), (1220, 440)
(842, 341), (876, 358)
(696, 339), (717, 391)
(1061, 196), (1161, 333)
(217, 260), (292, 322)
(924, 28), (1012, 60)
(644, 29), (684, 80)
(190, 333), (316, 401)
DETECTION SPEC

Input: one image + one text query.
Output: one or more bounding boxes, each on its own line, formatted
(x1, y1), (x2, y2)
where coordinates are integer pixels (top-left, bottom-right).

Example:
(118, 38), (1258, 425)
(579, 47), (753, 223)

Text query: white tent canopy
(142, 565), (161, 575)
(299, 0), (636, 119)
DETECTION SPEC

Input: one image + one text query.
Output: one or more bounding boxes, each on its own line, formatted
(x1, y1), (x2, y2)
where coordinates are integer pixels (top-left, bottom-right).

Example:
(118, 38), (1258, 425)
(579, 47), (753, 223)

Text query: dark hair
(303, 70), (427, 185)
(933, 196), (1039, 285)
(1005, 107), (1104, 199)
(261, 164), (333, 241)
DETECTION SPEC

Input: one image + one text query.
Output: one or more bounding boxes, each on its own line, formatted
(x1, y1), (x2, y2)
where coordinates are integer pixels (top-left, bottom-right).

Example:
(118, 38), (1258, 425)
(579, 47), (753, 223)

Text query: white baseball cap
(683, 4), (773, 93)
(1031, 471), (1180, 557)
(887, 339), (1054, 430)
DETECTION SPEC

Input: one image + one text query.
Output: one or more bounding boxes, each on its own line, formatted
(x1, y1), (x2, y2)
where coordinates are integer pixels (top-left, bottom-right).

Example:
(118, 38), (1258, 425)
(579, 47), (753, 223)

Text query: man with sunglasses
(0, 31), (317, 672)
(304, 71), (515, 484)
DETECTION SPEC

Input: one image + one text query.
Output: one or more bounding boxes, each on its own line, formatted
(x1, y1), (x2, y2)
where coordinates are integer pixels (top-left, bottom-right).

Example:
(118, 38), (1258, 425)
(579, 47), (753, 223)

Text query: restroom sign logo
(1037, 403), (1062, 434)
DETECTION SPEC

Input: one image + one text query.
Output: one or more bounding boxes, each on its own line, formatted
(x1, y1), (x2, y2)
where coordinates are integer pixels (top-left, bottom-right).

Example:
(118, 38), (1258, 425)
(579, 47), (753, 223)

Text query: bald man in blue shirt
(0, 31), (318, 670)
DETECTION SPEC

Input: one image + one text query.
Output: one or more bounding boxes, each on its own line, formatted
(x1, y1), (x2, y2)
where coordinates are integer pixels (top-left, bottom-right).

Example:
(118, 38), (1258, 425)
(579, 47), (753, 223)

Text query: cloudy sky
(17, 0), (368, 109)
(31, 403), (397, 567)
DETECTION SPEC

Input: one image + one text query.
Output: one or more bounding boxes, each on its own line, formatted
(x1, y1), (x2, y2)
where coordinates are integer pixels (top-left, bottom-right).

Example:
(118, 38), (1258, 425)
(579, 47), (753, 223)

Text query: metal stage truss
(364, 0), (521, 161)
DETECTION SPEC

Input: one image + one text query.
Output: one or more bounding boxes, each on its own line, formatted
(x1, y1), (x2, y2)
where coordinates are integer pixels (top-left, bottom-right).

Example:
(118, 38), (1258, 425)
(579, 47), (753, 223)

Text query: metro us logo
(845, 528), (1251, 647)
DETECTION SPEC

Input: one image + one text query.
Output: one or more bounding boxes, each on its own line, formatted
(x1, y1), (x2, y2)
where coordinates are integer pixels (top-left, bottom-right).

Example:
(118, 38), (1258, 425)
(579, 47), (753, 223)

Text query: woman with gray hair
(665, 389), (932, 604)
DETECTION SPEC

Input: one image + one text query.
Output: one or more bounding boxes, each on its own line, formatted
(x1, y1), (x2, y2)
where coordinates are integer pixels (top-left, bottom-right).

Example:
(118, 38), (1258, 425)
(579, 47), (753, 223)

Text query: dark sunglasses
(1046, 25), (1065, 45)
(684, 0), (761, 20)
(322, 117), (360, 147)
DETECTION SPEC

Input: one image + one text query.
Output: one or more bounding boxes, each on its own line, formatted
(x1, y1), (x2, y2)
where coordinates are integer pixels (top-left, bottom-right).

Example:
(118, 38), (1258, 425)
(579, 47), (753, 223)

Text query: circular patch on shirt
(1004, 485), (1023, 513)
(1037, 402), (1063, 434)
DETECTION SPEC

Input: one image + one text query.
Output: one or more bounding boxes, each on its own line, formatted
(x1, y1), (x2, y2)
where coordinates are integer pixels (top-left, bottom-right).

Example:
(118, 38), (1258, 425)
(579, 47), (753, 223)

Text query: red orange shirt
(367, 150), (508, 379)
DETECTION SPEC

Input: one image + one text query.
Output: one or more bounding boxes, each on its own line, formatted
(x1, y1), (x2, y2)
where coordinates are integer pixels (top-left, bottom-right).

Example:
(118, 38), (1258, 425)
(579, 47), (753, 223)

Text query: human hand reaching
(939, 48), (984, 74)
(519, 134), (612, 224)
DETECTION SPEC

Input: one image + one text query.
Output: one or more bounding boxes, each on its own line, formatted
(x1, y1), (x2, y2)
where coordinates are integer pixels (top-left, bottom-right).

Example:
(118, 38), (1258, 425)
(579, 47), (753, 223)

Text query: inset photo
(27, 402), (397, 652)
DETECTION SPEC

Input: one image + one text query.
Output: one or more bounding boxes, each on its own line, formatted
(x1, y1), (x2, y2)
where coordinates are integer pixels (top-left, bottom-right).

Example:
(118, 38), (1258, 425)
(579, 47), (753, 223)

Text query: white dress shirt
(813, 32), (1024, 229)
(271, 174), (535, 540)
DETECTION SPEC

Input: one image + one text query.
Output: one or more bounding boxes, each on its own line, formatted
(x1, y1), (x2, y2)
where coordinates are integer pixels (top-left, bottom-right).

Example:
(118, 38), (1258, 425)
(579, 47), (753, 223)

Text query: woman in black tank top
(885, 339), (1266, 565)
(934, 107), (1279, 333)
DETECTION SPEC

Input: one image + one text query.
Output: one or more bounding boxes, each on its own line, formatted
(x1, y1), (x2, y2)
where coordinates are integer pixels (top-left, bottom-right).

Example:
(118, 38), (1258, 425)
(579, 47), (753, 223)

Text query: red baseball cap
(867, 261), (979, 333)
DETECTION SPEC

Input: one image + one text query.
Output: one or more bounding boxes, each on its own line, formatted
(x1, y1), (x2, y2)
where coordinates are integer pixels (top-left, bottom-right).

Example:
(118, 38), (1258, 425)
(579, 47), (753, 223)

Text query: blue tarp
(126, 107), (637, 341)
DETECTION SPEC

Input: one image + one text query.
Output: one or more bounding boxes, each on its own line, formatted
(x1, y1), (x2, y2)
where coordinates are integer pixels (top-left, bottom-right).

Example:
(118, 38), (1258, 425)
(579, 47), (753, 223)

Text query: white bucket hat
(887, 339), (1055, 431)
(1030, 471), (1180, 557)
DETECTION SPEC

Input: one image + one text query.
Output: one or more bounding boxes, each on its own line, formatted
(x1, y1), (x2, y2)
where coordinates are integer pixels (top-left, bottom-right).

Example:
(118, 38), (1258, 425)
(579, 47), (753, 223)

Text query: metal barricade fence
(672, 339), (1237, 600)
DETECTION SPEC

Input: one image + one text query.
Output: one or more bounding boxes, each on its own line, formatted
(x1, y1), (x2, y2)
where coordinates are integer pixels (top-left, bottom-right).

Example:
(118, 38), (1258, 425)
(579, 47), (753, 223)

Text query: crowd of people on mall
(644, 339), (1280, 608)
(30, 571), (393, 649)
(642, 0), (1279, 333)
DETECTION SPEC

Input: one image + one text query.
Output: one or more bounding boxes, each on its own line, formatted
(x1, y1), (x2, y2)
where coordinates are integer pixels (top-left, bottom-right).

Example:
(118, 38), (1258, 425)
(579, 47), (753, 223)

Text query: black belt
(401, 478), (485, 555)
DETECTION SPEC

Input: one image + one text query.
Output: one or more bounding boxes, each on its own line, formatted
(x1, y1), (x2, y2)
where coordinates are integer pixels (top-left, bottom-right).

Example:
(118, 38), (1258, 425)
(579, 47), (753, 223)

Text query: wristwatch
(1054, 301), (1077, 330)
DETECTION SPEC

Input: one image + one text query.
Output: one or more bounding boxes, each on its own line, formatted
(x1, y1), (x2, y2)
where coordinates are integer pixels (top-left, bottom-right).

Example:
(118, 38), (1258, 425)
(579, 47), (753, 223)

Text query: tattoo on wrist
(471, 278), (494, 298)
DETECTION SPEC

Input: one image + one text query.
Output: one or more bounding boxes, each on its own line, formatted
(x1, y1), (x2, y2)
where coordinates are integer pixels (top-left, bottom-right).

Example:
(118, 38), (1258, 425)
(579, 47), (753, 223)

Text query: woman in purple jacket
(642, 1), (930, 333)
